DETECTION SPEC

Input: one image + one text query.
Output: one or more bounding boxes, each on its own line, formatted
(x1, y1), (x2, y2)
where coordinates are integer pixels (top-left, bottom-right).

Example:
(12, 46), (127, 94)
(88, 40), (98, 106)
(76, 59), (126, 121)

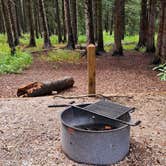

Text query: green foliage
(125, 0), (141, 35)
(153, 64), (166, 81)
(44, 49), (80, 63)
(0, 50), (32, 74)
(0, 34), (32, 74)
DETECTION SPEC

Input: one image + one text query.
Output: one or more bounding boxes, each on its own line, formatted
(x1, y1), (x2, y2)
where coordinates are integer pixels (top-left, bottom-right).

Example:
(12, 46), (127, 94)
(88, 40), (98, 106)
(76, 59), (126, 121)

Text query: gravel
(0, 93), (165, 166)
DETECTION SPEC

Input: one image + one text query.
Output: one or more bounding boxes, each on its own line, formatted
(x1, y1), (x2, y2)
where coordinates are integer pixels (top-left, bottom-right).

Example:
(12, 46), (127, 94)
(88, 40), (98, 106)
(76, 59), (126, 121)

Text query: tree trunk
(70, 0), (78, 44)
(96, 0), (104, 52)
(18, 0), (25, 34)
(92, 0), (97, 42)
(0, 3), (5, 33)
(154, 1), (166, 63)
(39, 0), (52, 48)
(84, 0), (95, 45)
(136, 0), (148, 50)
(55, 0), (62, 43)
(112, 0), (123, 56)
(34, 0), (39, 39)
(110, 6), (114, 36)
(104, 10), (109, 33)
(62, 0), (67, 42)
(27, 0), (36, 47)
(17, 77), (74, 97)
(8, 0), (19, 45)
(14, 0), (22, 37)
(22, 0), (28, 33)
(121, 0), (125, 40)
(1, 0), (15, 55)
(146, 0), (156, 53)
(64, 0), (75, 49)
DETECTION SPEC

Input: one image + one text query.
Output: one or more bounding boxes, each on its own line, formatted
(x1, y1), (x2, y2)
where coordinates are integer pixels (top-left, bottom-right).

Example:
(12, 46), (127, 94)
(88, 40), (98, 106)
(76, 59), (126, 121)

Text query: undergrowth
(43, 49), (80, 63)
(0, 36), (32, 74)
(153, 64), (166, 81)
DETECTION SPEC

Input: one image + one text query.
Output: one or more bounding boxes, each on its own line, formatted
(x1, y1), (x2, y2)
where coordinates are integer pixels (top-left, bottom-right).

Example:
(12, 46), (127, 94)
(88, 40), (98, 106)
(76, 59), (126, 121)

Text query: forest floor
(0, 50), (165, 98)
(0, 50), (166, 165)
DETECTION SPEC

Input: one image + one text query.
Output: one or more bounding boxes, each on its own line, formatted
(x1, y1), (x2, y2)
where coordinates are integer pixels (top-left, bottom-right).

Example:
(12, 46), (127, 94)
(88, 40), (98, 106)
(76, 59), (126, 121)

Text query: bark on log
(17, 77), (74, 97)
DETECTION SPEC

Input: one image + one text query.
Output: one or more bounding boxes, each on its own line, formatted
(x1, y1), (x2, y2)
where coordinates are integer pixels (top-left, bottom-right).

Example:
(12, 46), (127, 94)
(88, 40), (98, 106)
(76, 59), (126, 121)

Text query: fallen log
(17, 77), (74, 97)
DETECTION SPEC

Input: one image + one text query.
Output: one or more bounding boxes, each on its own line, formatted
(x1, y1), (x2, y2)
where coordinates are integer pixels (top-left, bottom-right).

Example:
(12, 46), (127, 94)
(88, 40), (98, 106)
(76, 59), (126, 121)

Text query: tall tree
(136, 0), (148, 50)
(84, 0), (95, 45)
(153, 0), (166, 63)
(22, 0), (28, 33)
(62, 0), (67, 42)
(55, 0), (62, 43)
(96, 0), (104, 52)
(1, 0), (15, 55)
(8, 0), (19, 45)
(64, 0), (75, 49)
(39, 0), (52, 48)
(146, 0), (157, 53)
(15, 0), (22, 37)
(0, 3), (5, 33)
(92, 0), (97, 41)
(112, 0), (123, 56)
(27, 0), (36, 47)
(70, 0), (78, 44)
(121, 0), (125, 40)
(34, 0), (40, 39)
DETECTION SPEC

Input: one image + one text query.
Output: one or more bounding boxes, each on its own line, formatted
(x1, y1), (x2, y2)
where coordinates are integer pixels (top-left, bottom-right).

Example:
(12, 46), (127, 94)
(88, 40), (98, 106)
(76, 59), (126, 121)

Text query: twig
(53, 94), (133, 99)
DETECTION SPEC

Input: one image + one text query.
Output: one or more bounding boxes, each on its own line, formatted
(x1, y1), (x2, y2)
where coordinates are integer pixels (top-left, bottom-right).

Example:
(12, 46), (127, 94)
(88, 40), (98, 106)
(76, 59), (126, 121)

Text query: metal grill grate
(85, 100), (134, 119)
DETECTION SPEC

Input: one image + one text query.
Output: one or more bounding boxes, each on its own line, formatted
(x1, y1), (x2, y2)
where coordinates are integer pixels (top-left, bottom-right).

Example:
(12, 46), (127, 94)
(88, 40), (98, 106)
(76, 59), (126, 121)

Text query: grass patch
(0, 50), (32, 74)
(43, 49), (80, 63)
(0, 35), (32, 74)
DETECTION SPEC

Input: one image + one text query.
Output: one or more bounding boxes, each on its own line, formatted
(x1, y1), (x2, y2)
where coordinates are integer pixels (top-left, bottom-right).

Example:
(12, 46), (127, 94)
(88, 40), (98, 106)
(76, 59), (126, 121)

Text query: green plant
(43, 49), (80, 63)
(0, 51), (32, 74)
(153, 64), (166, 81)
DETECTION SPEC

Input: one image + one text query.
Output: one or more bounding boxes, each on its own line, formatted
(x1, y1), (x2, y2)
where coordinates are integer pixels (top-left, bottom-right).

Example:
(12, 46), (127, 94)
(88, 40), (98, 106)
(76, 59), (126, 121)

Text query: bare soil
(0, 94), (165, 166)
(0, 51), (165, 98)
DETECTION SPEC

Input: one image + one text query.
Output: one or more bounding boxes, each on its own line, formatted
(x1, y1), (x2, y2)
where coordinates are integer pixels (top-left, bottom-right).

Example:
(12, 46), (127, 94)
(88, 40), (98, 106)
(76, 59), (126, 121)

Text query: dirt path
(0, 94), (165, 165)
(0, 51), (165, 98)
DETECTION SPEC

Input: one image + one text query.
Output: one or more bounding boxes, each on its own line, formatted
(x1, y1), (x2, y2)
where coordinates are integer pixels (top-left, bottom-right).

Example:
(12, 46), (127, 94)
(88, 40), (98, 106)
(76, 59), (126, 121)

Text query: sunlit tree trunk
(64, 0), (75, 49)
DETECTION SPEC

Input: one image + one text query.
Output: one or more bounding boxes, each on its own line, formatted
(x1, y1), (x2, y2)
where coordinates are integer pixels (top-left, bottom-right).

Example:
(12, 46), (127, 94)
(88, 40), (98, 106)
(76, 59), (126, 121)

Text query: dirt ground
(0, 51), (166, 98)
(0, 93), (165, 166)
(0, 51), (166, 165)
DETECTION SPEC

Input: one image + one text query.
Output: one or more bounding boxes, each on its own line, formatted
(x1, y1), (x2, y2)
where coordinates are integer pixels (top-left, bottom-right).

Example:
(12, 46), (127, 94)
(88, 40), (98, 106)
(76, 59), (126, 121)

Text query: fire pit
(60, 100), (140, 165)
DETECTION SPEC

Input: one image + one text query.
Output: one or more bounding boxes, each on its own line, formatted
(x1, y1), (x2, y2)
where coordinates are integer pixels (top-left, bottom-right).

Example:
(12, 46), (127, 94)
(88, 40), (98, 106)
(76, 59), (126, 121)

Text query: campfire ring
(61, 103), (131, 165)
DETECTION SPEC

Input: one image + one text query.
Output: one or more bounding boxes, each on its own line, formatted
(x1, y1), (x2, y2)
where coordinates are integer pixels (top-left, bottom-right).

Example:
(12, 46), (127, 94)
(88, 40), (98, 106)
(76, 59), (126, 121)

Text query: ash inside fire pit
(75, 123), (113, 131)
